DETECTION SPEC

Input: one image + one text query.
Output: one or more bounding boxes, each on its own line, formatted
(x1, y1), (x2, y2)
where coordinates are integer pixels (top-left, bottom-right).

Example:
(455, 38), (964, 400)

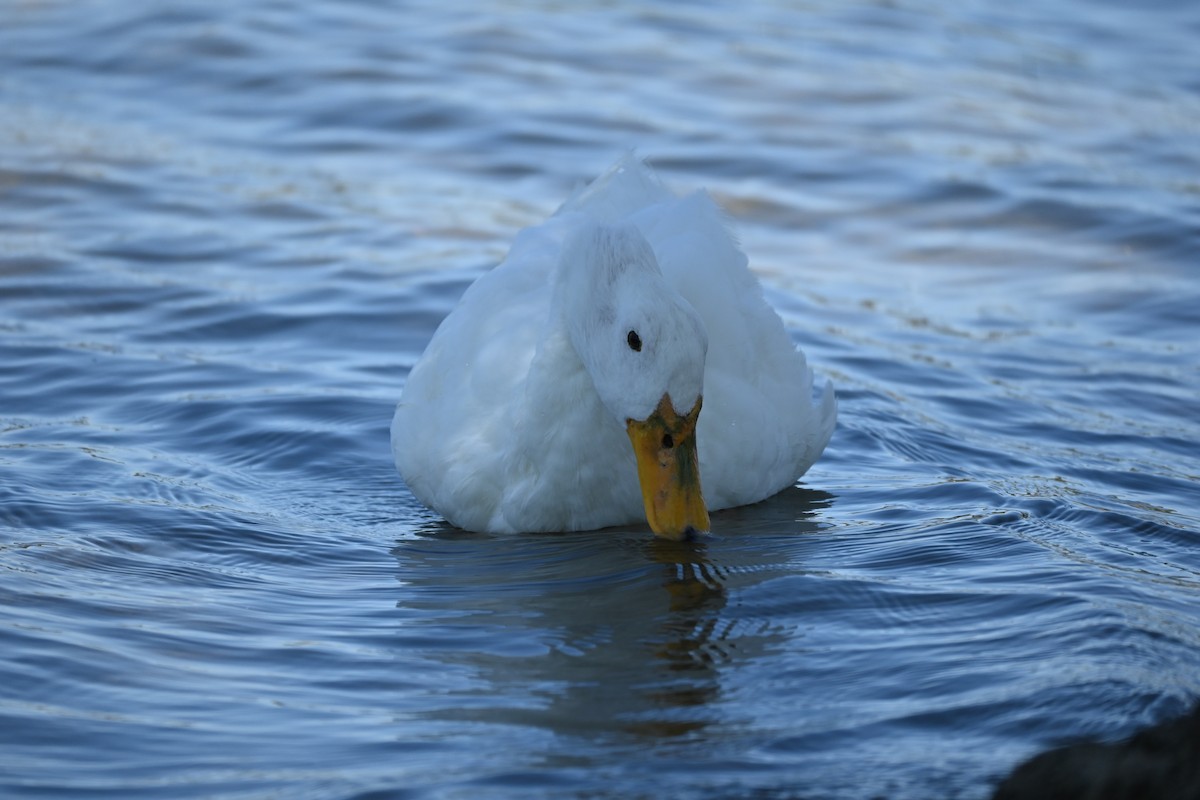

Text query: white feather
(392, 154), (836, 533)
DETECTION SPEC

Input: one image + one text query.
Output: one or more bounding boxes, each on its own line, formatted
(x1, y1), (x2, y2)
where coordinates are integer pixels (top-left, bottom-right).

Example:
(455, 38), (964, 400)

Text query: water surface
(2, 2), (1199, 798)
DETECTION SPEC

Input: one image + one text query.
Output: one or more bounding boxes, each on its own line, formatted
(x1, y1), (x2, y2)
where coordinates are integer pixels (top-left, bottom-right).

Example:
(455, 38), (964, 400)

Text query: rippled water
(2, 2), (1198, 798)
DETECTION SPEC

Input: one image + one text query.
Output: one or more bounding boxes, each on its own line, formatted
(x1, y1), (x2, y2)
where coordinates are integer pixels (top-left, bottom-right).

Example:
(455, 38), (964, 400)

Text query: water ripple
(2, 1), (1199, 798)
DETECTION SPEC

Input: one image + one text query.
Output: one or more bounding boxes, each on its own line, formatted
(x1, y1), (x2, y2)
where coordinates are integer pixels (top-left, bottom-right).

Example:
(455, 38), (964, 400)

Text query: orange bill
(625, 394), (709, 540)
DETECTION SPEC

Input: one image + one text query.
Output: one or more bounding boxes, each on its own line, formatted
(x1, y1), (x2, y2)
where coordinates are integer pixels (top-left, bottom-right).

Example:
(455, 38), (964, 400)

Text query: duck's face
(559, 222), (711, 540)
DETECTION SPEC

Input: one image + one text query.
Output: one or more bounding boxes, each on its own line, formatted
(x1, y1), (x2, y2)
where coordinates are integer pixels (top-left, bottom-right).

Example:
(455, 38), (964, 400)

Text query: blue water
(2, 2), (1198, 798)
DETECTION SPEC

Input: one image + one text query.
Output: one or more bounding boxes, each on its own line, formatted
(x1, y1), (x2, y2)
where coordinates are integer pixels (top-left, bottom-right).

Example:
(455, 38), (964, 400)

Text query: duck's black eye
(661, 433), (674, 449)
(626, 330), (642, 352)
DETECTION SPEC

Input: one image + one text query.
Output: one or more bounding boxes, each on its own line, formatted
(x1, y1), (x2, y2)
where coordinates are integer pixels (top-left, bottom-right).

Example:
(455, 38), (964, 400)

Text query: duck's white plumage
(392, 155), (836, 535)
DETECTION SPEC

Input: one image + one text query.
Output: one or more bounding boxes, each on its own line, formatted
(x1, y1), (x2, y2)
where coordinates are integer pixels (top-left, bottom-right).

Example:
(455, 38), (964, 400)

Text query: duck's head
(558, 221), (710, 540)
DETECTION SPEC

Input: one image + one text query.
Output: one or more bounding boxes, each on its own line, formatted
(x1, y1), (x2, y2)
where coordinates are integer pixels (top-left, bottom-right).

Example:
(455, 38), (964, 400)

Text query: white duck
(392, 155), (836, 540)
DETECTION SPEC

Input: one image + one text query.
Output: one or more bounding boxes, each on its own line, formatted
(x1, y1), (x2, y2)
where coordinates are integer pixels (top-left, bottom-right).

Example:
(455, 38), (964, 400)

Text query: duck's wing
(392, 212), (573, 531)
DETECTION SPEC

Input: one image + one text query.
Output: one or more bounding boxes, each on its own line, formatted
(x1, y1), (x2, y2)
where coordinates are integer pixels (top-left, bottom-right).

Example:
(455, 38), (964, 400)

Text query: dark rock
(992, 702), (1200, 800)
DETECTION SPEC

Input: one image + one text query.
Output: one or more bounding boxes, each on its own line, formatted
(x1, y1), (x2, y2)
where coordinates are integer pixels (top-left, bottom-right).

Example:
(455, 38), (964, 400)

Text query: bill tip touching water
(391, 154), (836, 539)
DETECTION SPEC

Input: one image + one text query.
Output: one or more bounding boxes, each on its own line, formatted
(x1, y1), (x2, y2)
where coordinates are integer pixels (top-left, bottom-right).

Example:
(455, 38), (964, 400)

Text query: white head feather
(554, 221), (708, 423)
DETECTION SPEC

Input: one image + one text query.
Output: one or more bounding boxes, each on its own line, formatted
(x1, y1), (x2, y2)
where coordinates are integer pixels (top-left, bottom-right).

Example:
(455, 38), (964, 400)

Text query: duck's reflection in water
(389, 486), (834, 745)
